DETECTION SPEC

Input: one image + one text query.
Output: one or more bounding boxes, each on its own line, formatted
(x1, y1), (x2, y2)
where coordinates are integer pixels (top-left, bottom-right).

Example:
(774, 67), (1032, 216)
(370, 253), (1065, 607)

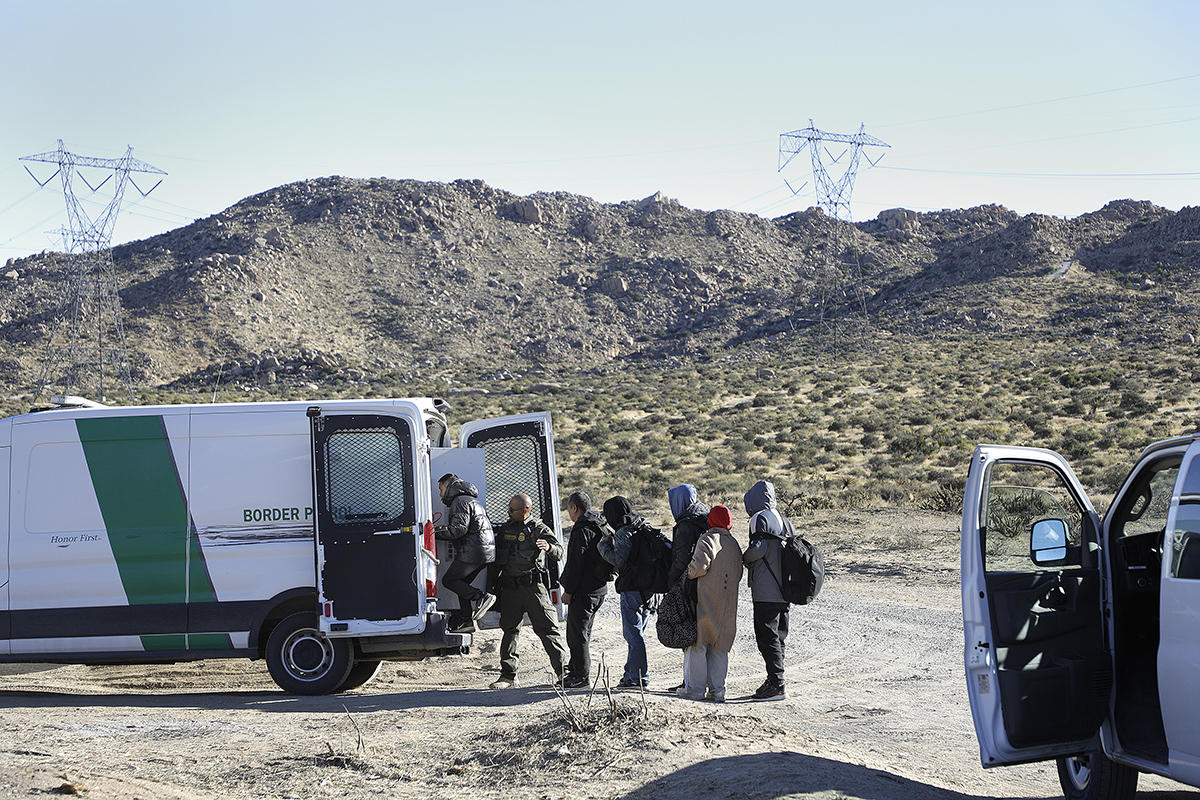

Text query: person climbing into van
(599, 495), (656, 689)
(666, 483), (710, 692)
(436, 473), (496, 633)
(679, 504), (743, 702)
(743, 479), (790, 701)
(559, 490), (614, 689)
(489, 493), (567, 689)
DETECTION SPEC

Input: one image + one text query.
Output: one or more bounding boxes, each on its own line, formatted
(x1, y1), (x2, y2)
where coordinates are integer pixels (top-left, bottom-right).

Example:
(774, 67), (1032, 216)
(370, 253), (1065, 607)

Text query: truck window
(1110, 457), (1179, 541)
(1171, 459), (1200, 580)
(983, 461), (1085, 571)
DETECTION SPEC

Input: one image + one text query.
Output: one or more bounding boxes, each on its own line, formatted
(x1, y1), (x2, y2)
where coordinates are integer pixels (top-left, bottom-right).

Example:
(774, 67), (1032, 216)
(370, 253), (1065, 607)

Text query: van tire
(337, 660), (382, 692)
(1057, 751), (1138, 800)
(265, 612), (354, 695)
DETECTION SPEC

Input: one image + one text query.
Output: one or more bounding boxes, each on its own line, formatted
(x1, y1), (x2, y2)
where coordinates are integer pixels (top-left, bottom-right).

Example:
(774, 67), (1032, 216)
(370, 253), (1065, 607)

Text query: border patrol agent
(489, 493), (567, 689)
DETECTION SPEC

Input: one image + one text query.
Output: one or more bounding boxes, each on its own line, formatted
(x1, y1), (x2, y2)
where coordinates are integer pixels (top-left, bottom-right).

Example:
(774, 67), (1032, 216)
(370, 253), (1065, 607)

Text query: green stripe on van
(77, 416), (190, 607)
(187, 633), (233, 650)
(141, 634), (186, 651)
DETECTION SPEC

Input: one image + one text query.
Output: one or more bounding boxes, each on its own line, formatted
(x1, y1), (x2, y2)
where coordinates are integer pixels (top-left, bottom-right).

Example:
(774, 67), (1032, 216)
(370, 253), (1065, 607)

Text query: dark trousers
(498, 580), (566, 681)
(753, 601), (790, 686)
(565, 589), (606, 681)
(443, 559), (486, 614)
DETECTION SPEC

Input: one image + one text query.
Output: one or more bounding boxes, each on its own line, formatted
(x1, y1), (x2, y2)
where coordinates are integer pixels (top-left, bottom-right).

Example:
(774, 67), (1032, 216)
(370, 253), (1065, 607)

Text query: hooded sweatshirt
(742, 480), (787, 603)
(667, 484), (711, 585)
(598, 496), (649, 593)
(559, 508), (613, 595)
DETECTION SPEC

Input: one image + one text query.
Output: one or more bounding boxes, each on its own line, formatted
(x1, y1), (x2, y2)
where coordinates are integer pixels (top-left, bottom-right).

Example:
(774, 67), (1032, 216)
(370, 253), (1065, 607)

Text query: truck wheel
(265, 612), (353, 695)
(337, 660), (382, 692)
(1057, 751), (1139, 800)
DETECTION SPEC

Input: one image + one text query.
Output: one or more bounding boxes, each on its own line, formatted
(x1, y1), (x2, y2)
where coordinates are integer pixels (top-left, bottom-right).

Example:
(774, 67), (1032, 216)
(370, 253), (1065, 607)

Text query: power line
(878, 71), (1200, 130)
(0, 187), (47, 219)
(878, 165), (1200, 180)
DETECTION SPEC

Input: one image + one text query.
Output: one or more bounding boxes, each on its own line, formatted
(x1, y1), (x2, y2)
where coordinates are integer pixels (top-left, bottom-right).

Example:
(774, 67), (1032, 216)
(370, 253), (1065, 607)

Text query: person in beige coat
(678, 504), (744, 702)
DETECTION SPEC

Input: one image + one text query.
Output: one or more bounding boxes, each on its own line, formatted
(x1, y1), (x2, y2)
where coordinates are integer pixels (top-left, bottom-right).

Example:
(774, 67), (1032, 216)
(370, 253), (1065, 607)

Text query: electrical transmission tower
(777, 121), (889, 337)
(20, 140), (165, 402)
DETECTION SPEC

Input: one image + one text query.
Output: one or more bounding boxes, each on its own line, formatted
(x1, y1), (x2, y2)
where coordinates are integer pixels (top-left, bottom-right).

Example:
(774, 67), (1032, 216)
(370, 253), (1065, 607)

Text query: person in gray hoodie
(743, 479), (790, 701)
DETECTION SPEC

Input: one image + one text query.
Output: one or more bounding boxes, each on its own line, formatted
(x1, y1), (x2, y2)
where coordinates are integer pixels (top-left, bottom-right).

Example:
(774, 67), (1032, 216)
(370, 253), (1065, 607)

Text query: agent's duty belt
(499, 570), (539, 587)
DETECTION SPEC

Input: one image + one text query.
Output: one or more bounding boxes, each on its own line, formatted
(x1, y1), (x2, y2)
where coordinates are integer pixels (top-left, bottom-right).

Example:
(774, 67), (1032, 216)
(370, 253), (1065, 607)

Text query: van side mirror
(1030, 518), (1069, 565)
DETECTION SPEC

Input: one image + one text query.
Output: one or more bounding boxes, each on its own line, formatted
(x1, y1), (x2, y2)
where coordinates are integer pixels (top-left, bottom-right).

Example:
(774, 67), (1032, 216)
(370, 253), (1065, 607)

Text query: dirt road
(0, 510), (1194, 799)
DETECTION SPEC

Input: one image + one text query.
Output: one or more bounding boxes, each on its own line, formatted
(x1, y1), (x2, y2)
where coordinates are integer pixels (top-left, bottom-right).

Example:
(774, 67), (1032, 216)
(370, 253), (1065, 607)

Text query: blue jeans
(619, 591), (651, 682)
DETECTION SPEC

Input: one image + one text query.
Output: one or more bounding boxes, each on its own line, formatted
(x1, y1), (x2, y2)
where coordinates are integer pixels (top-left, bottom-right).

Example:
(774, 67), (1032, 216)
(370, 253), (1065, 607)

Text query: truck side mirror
(1030, 518), (1069, 565)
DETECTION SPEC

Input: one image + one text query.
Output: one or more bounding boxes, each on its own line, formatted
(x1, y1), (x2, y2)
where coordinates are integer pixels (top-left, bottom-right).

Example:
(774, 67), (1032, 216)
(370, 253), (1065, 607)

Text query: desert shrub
(887, 430), (935, 460)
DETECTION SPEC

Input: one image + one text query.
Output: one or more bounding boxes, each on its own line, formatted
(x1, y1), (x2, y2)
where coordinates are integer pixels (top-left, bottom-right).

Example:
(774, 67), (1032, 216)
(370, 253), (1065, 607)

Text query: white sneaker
(489, 678), (515, 690)
(473, 592), (497, 620)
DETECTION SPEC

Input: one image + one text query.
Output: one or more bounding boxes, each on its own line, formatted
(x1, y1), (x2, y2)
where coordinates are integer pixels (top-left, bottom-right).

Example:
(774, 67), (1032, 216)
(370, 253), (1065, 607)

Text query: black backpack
(766, 519), (825, 605)
(626, 524), (672, 599)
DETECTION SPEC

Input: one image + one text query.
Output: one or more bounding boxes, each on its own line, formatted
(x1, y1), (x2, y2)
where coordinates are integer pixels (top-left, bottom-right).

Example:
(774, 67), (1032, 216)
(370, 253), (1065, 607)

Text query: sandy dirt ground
(0, 510), (1195, 799)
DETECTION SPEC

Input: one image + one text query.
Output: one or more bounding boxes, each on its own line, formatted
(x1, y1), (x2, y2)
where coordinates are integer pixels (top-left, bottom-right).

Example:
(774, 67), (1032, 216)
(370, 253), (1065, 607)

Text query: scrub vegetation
(2, 178), (1196, 525)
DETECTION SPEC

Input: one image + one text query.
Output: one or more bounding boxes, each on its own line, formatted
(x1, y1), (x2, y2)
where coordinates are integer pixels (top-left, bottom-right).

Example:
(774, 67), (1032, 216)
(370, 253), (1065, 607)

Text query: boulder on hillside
(877, 208), (920, 233)
(512, 198), (546, 224)
(582, 216), (602, 242)
(598, 275), (628, 297)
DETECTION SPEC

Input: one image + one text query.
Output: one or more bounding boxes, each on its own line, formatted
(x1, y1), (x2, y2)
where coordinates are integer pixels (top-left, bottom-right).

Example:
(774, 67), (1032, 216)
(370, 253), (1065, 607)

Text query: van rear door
(459, 412), (565, 617)
(309, 407), (425, 637)
(962, 445), (1109, 767)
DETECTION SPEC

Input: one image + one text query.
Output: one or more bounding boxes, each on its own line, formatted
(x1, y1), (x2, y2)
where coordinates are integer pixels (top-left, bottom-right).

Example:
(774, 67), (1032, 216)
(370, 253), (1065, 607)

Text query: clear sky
(1, 0), (1197, 258)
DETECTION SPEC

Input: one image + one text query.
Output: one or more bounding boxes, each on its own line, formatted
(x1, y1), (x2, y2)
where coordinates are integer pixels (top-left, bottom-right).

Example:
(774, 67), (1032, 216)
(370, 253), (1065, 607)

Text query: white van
(0, 397), (563, 695)
(961, 436), (1200, 799)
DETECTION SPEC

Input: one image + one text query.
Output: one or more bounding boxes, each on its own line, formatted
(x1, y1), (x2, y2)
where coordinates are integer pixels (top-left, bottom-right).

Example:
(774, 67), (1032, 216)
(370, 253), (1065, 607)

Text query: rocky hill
(1, 177), (1196, 395)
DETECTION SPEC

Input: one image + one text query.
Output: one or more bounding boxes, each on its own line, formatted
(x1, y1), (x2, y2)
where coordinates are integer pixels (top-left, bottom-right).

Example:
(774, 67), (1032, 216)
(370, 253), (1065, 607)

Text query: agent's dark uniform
(560, 508), (613, 684)
(493, 515), (567, 682)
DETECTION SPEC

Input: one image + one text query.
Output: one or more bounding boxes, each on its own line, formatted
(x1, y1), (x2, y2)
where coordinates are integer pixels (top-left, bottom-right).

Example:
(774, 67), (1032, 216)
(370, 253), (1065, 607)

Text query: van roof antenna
(50, 395), (106, 409)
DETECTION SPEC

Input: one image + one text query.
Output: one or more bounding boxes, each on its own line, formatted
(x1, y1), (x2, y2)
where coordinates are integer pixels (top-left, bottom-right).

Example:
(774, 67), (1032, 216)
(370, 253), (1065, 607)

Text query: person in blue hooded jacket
(667, 484), (710, 585)
(743, 479), (790, 701)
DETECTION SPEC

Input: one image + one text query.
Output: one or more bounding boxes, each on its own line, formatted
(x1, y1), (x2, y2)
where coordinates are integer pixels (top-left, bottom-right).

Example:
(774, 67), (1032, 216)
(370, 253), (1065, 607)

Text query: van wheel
(265, 612), (353, 695)
(1057, 751), (1139, 800)
(337, 660), (382, 692)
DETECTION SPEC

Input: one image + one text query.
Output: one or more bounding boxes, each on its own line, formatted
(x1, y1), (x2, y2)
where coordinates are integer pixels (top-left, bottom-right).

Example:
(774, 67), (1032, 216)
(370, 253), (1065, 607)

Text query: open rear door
(962, 445), (1109, 767)
(459, 412), (564, 617)
(309, 407), (424, 637)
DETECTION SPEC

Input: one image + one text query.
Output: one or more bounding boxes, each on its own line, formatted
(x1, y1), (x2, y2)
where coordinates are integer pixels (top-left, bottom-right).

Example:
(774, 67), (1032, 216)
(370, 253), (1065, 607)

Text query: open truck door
(459, 412), (565, 619)
(962, 445), (1110, 767)
(1159, 439), (1200, 784)
(309, 406), (427, 637)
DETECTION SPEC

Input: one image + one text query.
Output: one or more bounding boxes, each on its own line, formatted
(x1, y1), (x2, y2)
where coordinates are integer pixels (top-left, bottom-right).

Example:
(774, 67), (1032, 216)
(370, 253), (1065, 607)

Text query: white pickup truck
(961, 435), (1200, 799)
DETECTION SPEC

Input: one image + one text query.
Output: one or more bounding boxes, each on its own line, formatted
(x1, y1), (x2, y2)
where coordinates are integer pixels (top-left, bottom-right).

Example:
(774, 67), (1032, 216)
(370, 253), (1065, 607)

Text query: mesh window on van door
(325, 428), (409, 525)
(478, 435), (544, 526)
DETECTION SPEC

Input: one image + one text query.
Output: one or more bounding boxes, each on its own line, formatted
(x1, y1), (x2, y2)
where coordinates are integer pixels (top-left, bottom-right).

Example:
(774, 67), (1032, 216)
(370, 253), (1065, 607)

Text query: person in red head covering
(678, 504), (743, 702)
